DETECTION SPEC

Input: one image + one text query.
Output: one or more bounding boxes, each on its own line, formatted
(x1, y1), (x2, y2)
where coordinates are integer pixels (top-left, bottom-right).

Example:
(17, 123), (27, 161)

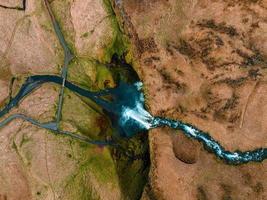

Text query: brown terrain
(0, 0), (267, 200)
(111, 0), (267, 199)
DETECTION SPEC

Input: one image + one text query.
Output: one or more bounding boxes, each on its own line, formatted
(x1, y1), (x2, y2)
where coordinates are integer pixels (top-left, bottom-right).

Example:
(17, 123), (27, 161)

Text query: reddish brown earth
(112, 0), (267, 199)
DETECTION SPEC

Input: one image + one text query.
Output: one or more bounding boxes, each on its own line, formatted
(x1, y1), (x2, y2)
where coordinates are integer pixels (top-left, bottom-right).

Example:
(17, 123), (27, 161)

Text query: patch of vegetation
(67, 58), (97, 90)
(61, 89), (112, 140)
(62, 144), (120, 200)
(63, 167), (101, 200)
(101, 0), (130, 63)
(19, 134), (31, 148)
(100, 2), (150, 199)
(81, 32), (89, 38)
(68, 57), (117, 91)
(96, 63), (116, 89)
(55, 1), (149, 199)
(111, 134), (150, 200)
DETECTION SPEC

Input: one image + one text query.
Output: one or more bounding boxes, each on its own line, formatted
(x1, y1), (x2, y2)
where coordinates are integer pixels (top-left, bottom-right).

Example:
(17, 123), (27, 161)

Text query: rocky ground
(111, 0), (267, 199)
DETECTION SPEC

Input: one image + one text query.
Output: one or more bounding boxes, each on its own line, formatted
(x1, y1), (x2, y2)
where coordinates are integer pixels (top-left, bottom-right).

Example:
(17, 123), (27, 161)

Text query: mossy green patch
(19, 134), (31, 148)
(12, 139), (32, 166)
(100, 0), (130, 63)
(83, 147), (118, 184)
(101, 26), (127, 63)
(61, 89), (111, 140)
(12, 140), (18, 151)
(125, 50), (135, 65)
(68, 58), (97, 90)
(96, 64), (115, 89)
(62, 162), (101, 200)
(81, 32), (89, 38)
(111, 134), (150, 200)
(62, 143), (121, 200)
(68, 57), (116, 90)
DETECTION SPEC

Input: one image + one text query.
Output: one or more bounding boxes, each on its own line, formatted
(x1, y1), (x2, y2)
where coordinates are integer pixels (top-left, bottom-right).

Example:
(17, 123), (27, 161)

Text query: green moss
(68, 57), (117, 90)
(81, 32), (89, 38)
(125, 50), (135, 65)
(96, 64), (115, 89)
(40, 21), (53, 33)
(12, 141), (18, 151)
(102, 26), (127, 62)
(12, 140), (32, 166)
(68, 58), (96, 89)
(111, 135), (150, 200)
(61, 90), (108, 140)
(101, 0), (129, 63)
(62, 144), (121, 200)
(63, 165), (101, 200)
(19, 134), (31, 148)
(83, 147), (118, 184)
